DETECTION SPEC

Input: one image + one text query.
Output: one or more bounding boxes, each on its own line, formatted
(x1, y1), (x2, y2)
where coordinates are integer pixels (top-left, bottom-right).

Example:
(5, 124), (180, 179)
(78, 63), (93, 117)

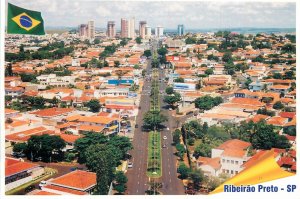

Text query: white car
(128, 162), (133, 168)
(163, 136), (167, 140)
(166, 127), (170, 131)
(39, 181), (47, 188)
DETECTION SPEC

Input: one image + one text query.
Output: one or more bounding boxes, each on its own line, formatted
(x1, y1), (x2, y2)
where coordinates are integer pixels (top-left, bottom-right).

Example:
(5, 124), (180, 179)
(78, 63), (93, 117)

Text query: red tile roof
(31, 108), (74, 117)
(5, 127), (54, 142)
(49, 170), (96, 191)
(279, 112), (296, 119)
(5, 158), (40, 177)
(43, 185), (87, 195)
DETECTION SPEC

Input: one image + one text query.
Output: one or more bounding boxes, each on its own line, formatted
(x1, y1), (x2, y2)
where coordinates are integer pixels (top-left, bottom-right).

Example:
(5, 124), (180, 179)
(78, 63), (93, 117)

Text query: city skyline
(6, 1), (296, 29)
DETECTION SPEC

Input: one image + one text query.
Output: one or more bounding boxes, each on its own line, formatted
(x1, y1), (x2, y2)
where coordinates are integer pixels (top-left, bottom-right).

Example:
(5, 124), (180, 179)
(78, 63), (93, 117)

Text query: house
(197, 139), (251, 177)
(40, 170), (96, 195)
(5, 109), (20, 119)
(5, 86), (25, 98)
(5, 157), (45, 192)
(30, 108), (75, 126)
(37, 74), (76, 88)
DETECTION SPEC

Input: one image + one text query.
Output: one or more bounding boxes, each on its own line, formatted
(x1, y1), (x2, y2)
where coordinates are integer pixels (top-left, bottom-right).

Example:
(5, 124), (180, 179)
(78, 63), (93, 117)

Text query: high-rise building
(139, 21), (147, 39)
(87, 21), (95, 40)
(178, 24), (185, 36)
(145, 26), (152, 39)
(78, 24), (88, 38)
(128, 17), (135, 39)
(121, 18), (128, 38)
(155, 26), (164, 37)
(107, 21), (116, 38)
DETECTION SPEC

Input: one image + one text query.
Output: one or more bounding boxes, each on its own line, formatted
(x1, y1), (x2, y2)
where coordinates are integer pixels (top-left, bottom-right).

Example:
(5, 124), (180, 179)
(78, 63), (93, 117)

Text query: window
(235, 161), (238, 165)
(231, 170), (234, 174)
(231, 160), (234, 164)
(235, 171), (238, 174)
(222, 159), (225, 163)
(227, 160), (230, 163)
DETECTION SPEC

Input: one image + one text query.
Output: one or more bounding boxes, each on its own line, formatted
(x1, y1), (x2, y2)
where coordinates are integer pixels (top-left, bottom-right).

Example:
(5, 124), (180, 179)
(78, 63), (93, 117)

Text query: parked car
(163, 136), (167, 140)
(162, 144), (167, 148)
(38, 181), (47, 188)
(25, 185), (35, 193)
(135, 124), (138, 128)
(128, 162), (133, 168)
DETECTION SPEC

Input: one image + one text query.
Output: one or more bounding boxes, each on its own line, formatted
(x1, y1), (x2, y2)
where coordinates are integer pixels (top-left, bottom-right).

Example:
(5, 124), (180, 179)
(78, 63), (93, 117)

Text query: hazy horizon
(7, 1), (296, 30)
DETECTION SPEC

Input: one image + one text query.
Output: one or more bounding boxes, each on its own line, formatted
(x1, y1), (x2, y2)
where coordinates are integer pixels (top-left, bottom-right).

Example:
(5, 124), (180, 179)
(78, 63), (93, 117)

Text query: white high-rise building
(145, 26), (152, 39)
(87, 21), (95, 40)
(128, 17), (135, 39)
(155, 26), (164, 38)
(139, 21), (147, 39)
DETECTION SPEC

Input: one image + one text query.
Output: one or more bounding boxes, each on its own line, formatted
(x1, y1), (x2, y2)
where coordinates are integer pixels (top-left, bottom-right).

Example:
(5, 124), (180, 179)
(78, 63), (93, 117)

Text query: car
(166, 127), (170, 131)
(39, 181), (47, 188)
(128, 162), (133, 168)
(163, 136), (167, 140)
(135, 124), (138, 128)
(162, 144), (167, 148)
(169, 108), (172, 111)
(25, 185), (35, 193)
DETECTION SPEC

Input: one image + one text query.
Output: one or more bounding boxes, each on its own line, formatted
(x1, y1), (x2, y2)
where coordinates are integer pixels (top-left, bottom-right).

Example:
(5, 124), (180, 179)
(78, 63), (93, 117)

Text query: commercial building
(107, 21), (116, 38)
(128, 17), (136, 39)
(5, 158), (45, 192)
(139, 21), (147, 39)
(145, 26), (152, 38)
(40, 170), (96, 195)
(177, 24), (185, 36)
(155, 26), (164, 37)
(197, 139), (251, 177)
(121, 18), (128, 38)
(87, 21), (95, 40)
(78, 21), (95, 40)
(78, 24), (88, 38)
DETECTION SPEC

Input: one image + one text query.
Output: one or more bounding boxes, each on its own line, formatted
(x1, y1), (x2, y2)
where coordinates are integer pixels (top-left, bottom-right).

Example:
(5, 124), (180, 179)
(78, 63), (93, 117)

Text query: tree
(250, 121), (291, 150)
(177, 163), (189, 179)
(143, 50), (152, 58)
(114, 184), (126, 194)
(115, 171), (128, 184)
(175, 143), (186, 160)
(86, 99), (101, 112)
(26, 134), (66, 162)
(143, 110), (168, 130)
(108, 136), (133, 159)
(174, 77), (184, 83)
(74, 133), (108, 163)
(164, 92), (181, 107)
(13, 143), (27, 154)
(273, 73), (282, 79)
(189, 169), (204, 189)
(173, 129), (181, 144)
(195, 95), (223, 110)
(222, 52), (233, 63)
(205, 68), (214, 75)
(114, 61), (120, 67)
(94, 39), (100, 44)
(135, 37), (142, 44)
(85, 144), (115, 195)
(194, 143), (212, 158)
(20, 73), (37, 82)
(281, 43), (296, 54)
(5, 63), (13, 76)
(273, 101), (284, 110)
(165, 86), (174, 95)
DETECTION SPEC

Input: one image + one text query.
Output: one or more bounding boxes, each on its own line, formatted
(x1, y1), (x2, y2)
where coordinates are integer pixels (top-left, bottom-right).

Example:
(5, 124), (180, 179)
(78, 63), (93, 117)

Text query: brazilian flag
(7, 3), (45, 35)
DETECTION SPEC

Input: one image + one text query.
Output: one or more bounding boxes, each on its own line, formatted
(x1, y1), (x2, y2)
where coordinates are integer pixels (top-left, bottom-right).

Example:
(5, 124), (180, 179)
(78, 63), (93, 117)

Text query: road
(158, 67), (186, 195)
(126, 59), (152, 195)
(127, 39), (186, 195)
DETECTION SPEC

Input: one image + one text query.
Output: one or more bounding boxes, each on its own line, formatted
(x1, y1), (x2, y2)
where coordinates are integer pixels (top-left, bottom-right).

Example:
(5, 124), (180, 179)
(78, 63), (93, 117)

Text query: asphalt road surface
(126, 39), (185, 195)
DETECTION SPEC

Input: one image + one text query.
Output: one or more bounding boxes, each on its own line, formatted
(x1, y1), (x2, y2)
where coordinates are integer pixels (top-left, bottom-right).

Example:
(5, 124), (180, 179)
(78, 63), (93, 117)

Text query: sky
(6, 0), (296, 30)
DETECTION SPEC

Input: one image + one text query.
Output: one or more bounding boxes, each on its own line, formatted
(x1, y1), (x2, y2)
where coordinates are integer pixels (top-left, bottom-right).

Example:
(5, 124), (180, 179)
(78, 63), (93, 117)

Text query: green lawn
(147, 131), (162, 178)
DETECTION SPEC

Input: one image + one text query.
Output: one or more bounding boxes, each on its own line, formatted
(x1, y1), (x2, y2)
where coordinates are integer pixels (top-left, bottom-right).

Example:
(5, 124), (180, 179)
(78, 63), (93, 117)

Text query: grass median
(146, 131), (162, 178)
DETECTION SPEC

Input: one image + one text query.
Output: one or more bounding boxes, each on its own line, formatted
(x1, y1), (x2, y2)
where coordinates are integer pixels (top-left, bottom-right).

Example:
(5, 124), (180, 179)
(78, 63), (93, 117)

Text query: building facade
(177, 24), (185, 36)
(139, 21), (147, 39)
(107, 21), (116, 38)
